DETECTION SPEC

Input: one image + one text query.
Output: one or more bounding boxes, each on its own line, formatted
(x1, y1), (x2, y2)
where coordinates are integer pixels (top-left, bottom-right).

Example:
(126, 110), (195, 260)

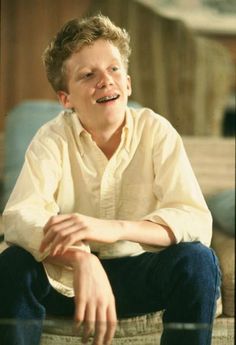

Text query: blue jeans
(0, 242), (221, 345)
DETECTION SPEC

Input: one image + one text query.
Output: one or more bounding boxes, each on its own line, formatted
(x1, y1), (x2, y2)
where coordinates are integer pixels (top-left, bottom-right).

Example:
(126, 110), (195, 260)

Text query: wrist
(72, 250), (97, 268)
(45, 248), (95, 268)
(115, 220), (126, 241)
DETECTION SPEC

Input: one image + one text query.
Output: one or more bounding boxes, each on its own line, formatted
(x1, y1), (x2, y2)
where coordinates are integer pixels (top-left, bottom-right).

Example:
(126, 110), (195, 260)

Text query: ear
(57, 91), (72, 109)
(127, 75), (132, 97)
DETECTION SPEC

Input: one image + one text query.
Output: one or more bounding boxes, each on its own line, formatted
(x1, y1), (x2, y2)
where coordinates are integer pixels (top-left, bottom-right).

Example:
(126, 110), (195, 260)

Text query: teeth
(96, 95), (119, 103)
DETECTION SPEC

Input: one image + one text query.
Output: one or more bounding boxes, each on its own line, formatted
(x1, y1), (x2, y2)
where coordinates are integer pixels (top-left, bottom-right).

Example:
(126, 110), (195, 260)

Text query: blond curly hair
(43, 14), (131, 92)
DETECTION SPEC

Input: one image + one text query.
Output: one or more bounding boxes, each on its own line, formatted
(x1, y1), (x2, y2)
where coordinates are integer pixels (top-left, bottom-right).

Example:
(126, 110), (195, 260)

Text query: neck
(77, 113), (126, 159)
(92, 123), (124, 159)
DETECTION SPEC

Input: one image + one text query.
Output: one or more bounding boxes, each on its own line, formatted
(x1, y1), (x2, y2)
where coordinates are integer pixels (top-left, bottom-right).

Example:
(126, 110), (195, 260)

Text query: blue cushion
(0, 100), (63, 211)
(207, 189), (235, 237)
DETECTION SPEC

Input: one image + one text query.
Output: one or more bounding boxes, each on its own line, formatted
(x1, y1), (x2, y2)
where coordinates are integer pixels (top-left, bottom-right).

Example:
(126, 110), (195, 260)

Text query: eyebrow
(75, 59), (121, 73)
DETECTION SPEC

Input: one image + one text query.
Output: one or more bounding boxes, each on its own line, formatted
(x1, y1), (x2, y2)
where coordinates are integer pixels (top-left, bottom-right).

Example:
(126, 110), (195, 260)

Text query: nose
(96, 71), (113, 89)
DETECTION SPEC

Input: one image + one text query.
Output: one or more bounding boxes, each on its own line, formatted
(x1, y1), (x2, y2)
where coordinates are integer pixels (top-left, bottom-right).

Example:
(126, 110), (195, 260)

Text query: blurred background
(1, 0), (235, 135)
(0, 0), (236, 200)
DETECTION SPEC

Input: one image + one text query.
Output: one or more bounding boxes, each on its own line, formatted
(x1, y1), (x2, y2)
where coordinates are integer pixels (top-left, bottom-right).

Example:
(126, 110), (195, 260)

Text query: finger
(39, 231), (55, 252)
(49, 223), (80, 255)
(40, 218), (77, 252)
(40, 229), (58, 253)
(56, 229), (87, 255)
(51, 227), (87, 256)
(40, 222), (68, 252)
(43, 214), (72, 233)
(74, 298), (86, 327)
(103, 305), (117, 345)
(93, 306), (107, 345)
(83, 304), (96, 344)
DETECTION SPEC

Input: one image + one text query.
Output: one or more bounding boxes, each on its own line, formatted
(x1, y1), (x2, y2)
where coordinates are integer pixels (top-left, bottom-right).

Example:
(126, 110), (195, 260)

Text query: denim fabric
(0, 242), (221, 345)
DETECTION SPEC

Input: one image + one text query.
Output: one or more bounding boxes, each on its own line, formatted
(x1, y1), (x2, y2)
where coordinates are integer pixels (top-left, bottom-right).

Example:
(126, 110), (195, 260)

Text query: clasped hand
(40, 214), (119, 345)
(40, 213), (122, 256)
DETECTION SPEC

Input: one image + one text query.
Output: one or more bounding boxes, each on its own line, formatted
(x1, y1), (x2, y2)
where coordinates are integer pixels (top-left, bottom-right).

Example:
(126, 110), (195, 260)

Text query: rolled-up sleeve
(142, 125), (212, 247)
(3, 133), (88, 262)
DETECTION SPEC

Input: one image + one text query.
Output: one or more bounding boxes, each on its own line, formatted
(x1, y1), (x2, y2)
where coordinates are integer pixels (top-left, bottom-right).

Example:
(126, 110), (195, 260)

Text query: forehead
(67, 39), (123, 70)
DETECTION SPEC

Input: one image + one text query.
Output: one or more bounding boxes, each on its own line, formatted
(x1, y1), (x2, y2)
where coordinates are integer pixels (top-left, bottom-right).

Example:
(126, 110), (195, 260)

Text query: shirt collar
(69, 107), (133, 154)
(70, 111), (86, 136)
(69, 111), (87, 157)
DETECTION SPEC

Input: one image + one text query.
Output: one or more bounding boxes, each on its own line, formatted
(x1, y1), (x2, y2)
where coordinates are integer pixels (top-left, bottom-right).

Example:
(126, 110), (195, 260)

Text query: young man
(0, 14), (220, 345)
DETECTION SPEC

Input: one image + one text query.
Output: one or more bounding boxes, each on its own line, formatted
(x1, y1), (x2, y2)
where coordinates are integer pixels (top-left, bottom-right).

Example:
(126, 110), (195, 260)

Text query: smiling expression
(58, 39), (132, 133)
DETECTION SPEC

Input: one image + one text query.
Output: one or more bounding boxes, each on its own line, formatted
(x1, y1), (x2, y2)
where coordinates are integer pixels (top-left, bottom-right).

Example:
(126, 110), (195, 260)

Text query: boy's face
(58, 39), (132, 132)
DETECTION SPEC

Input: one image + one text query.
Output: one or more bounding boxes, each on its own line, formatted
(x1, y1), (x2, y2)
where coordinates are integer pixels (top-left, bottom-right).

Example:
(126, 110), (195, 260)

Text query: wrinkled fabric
(3, 107), (212, 296)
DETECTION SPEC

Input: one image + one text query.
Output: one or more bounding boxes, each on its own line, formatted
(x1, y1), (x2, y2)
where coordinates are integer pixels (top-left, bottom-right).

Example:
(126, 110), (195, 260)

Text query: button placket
(99, 160), (117, 219)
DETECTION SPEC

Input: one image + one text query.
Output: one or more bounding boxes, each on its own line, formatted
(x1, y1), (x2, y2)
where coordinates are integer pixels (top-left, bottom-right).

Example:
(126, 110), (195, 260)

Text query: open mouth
(96, 94), (120, 104)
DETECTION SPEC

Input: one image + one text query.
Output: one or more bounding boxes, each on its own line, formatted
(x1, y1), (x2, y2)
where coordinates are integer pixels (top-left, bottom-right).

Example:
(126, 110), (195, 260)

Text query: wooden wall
(1, 0), (233, 135)
(0, 0), (91, 131)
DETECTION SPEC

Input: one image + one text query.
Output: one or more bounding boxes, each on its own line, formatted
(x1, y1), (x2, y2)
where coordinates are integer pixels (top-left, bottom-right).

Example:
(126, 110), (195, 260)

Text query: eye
(111, 66), (119, 72)
(84, 72), (94, 79)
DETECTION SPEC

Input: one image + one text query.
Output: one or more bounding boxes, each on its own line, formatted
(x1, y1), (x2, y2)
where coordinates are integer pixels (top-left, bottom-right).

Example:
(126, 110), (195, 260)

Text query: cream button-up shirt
(3, 107), (212, 296)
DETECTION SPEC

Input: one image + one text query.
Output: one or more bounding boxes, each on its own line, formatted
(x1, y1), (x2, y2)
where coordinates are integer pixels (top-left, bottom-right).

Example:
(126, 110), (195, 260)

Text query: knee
(0, 246), (35, 268)
(177, 242), (214, 263)
(174, 242), (220, 287)
(0, 246), (42, 285)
